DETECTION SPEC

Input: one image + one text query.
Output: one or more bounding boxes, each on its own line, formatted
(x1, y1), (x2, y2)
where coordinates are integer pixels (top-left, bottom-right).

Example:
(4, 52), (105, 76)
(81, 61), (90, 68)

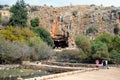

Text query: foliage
(109, 36), (120, 53)
(0, 12), (1, 24)
(0, 36), (33, 64)
(29, 36), (54, 60)
(86, 26), (98, 35)
(95, 33), (113, 51)
(95, 33), (120, 52)
(30, 17), (39, 27)
(94, 33), (120, 63)
(30, 6), (38, 12)
(9, 0), (28, 27)
(75, 35), (91, 58)
(91, 41), (109, 60)
(0, 35), (54, 64)
(0, 26), (35, 42)
(72, 10), (78, 16)
(90, 4), (96, 7)
(0, 5), (4, 9)
(33, 27), (54, 47)
(109, 50), (120, 64)
(55, 49), (80, 62)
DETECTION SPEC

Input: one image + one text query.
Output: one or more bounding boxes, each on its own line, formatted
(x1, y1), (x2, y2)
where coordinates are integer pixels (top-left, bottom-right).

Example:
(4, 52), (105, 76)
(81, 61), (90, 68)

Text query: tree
(94, 33), (120, 63)
(109, 50), (120, 64)
(30, 17), (39, 27)
(95, 33), (113, 51)
(33, 27), (54, 47)
(0, 5), (3, 9)
(75, 35), (91, 58)
(0, 12), (1, 24)
(91, 41), (109, 60)
(9, 0), (28, 27)
(95, 33), (120, 52)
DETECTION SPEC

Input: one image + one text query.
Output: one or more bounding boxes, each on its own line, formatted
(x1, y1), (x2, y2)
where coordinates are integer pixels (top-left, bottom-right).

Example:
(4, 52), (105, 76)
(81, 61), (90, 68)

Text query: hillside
(27, 5), (120, 48)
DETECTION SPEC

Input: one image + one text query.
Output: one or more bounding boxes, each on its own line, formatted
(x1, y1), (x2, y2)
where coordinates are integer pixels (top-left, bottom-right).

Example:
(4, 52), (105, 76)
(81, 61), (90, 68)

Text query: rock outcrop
(28, 5), (120, 48)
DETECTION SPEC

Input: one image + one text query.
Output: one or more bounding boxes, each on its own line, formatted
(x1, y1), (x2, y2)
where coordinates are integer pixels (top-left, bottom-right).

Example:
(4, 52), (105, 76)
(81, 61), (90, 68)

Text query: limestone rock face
(28, 6), (120, 47)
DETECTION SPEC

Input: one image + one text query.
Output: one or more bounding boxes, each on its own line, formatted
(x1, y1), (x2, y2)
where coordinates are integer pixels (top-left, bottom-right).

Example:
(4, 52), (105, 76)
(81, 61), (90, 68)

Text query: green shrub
(91, 41), (109, 60)
(72, 10), (78, 16)
(95, 33), (120, 52)
(33, 27), (54, 47)
(93, 33), (120, 63)
(109, 50), (120, 64)
(30, 17), (39, 27)
(95, 33), (113, 51)
(75, 35), (91, 58)
(86, 27), (98, 35)
(0, 12), (1, 24)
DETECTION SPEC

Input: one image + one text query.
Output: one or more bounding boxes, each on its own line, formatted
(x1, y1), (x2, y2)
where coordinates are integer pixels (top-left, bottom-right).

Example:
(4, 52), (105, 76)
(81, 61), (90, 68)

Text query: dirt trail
(48, 67), (120, 80)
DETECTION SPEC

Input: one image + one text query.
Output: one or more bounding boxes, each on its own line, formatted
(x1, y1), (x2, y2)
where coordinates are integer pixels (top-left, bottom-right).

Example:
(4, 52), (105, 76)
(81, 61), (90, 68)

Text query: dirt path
(48, 67), (120, 80)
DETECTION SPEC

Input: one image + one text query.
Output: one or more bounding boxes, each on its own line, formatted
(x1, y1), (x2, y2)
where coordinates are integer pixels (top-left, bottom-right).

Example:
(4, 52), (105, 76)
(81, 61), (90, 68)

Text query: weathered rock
(25, 6), (120, 47)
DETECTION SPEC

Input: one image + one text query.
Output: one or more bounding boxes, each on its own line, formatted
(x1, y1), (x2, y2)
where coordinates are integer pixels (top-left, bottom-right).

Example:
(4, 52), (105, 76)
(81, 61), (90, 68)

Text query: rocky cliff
(28, 5), (120, 48)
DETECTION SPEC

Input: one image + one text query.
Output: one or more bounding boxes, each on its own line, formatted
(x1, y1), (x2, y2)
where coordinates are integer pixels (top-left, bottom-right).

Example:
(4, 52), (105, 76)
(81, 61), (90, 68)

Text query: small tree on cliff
(9, 0), (28, 27)
(30, 17), (39, 27)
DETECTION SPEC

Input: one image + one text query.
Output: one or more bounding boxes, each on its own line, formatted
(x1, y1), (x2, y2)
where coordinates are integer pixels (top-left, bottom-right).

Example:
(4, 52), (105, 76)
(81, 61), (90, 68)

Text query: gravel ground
(48, 67), (120, 80)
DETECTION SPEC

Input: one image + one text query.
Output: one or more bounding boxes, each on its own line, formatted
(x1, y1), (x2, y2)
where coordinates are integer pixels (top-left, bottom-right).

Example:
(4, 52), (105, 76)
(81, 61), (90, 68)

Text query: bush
(91, 41), (109, 60)
(30, 6), (38, 12)
(55, 49), (80, 62)
(72, 10), (78, 16)
(0, 26), (35, 42)
(94, 33), (120, 63)
(0, 35), (54, 64)
(95, 33), (120, 52)
(29, 36), (54, 60)
(30, 17), (39, 27)
(0, 36), (33, 64)
(75, 35), (91, 58)
(109, 50), (120, 64)
(0, 12), (1, 24)
(95, 33), (113, 51)
(33, 27), (54, 47)
(110, 36), (120, 53)
(86, 27), (98, 35)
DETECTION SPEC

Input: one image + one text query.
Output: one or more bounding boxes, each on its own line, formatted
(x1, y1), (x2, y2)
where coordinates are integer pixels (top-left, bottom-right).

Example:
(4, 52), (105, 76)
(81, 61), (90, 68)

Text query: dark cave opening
(54, 40), (68, 48)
